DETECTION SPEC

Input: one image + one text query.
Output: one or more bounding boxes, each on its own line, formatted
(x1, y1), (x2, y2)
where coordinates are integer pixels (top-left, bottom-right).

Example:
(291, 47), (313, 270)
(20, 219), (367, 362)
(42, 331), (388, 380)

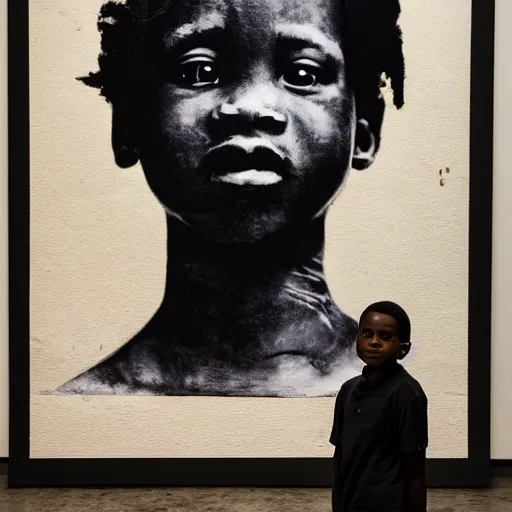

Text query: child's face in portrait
(127, 0), (361, 243)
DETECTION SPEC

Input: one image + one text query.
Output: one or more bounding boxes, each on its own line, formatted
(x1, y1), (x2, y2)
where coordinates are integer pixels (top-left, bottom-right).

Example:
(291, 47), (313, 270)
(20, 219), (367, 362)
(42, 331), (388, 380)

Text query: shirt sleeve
(398, 392), (428, 455)
(329, 387), (345, 446)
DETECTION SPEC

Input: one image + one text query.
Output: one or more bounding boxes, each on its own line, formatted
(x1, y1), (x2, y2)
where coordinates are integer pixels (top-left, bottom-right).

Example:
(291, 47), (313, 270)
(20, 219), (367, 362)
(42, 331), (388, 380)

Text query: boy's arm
(402, 451), (427, 512)
(397, 392), (428, 512)
(329, 386), (345, 447)
(330, 387), (345, 512)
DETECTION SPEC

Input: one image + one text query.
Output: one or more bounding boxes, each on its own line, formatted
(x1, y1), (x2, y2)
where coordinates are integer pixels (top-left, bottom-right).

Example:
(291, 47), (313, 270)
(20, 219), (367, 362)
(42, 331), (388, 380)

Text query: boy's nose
(369, 338), (382, 348)
(209, 86), (288, 137)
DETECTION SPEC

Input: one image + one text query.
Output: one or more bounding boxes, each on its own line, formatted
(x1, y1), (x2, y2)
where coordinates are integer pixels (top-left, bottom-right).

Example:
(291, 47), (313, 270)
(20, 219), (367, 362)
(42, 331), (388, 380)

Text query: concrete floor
(0, 477), (511, 511)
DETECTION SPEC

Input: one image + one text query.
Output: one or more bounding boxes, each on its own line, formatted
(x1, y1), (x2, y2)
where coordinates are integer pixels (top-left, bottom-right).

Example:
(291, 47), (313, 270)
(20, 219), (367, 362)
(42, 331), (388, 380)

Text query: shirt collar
(361, 361), (403, 388)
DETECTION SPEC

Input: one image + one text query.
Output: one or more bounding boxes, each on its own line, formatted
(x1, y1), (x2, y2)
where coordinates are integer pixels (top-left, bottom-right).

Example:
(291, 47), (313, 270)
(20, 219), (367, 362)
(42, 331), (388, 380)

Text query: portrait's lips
(200, 138), (293, 187)
(215, 169), (283, 186)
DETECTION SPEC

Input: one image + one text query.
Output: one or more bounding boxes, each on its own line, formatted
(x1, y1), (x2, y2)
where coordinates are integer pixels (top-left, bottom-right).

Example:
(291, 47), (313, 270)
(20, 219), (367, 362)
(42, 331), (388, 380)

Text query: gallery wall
(490, 0), (512, 461)
(0, 0), (510, 460)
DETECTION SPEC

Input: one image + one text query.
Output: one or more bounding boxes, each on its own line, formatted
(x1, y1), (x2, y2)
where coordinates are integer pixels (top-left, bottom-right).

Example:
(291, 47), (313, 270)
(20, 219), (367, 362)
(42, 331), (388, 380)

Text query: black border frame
(7, 0), (494, 488)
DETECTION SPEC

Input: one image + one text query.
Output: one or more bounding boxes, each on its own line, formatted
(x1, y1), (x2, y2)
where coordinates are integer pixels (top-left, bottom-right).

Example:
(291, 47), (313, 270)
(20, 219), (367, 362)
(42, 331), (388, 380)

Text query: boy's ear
(112, 107), (140, 169)
(352, 97), (385, 171)
(398, 342), (411, 360)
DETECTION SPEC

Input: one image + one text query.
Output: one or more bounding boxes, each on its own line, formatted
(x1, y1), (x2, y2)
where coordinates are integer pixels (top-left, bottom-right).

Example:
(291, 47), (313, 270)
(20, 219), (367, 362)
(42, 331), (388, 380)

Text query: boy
(330, 301), (428, 511)
(57, 0), (405, 397)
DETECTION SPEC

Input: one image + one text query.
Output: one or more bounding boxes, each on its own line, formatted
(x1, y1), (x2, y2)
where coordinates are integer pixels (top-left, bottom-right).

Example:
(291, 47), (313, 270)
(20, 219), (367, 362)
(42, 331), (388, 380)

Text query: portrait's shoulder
(54, 335), (172, 395)
(55, 362), (131, 395)
(334, 308), (358, 335)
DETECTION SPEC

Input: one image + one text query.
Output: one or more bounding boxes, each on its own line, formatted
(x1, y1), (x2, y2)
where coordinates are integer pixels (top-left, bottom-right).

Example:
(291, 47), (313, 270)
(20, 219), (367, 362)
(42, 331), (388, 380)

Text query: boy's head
(357, 301), (411, 367)
(81, 0), (404, 244)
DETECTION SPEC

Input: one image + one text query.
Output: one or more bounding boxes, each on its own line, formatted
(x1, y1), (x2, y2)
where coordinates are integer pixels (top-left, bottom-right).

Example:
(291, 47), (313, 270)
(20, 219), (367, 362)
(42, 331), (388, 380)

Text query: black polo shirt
(330, 363), (428, 511)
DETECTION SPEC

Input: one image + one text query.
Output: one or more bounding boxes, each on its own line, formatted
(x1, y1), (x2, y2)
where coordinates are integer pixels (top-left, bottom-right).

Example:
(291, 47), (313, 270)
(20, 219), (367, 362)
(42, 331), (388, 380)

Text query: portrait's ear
(352, 96), (385, 171)
(352, 119), (376, 170)
(398, 342), (411, 360)
(112, 107), (140, 169)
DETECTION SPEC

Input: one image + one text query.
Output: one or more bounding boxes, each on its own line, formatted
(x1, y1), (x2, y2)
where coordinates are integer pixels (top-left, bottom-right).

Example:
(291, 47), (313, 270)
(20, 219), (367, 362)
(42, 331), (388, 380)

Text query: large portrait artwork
(57, 0), (405, 398)
(8, 0), (493, 488)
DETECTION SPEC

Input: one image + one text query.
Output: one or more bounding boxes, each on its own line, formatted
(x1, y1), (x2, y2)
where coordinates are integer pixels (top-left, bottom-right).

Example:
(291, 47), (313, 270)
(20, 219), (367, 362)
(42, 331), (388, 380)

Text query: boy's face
(129, 0), (358, 243)
(357, 311), (409, 368)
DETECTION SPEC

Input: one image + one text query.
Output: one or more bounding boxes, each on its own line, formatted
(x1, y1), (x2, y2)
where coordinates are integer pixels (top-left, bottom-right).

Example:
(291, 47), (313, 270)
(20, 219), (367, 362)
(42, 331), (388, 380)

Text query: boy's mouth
(362, 350), (383, 359)
(200, 139), (293, 187)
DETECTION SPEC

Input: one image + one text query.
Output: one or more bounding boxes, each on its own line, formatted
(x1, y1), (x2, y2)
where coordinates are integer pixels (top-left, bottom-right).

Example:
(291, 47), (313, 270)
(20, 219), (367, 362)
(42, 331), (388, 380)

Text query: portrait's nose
(209, 83), (288, 138)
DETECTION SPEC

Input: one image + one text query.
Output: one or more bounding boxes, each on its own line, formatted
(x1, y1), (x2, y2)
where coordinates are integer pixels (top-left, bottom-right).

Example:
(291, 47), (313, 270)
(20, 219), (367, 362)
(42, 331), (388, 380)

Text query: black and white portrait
(12, 0), (478, 463)
(54, 0), (406, 397)
(6, 0), (493, 474)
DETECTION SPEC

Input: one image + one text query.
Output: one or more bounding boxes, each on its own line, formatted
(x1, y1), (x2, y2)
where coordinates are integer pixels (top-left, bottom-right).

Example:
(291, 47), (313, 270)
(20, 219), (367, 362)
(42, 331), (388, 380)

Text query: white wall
(491, 0), (512, 461)
(0, 0), (510, 460)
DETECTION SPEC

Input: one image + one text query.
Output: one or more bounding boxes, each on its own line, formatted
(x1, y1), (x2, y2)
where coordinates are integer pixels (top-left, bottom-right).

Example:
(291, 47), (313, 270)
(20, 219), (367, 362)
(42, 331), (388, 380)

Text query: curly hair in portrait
(79, 0), (405, 123)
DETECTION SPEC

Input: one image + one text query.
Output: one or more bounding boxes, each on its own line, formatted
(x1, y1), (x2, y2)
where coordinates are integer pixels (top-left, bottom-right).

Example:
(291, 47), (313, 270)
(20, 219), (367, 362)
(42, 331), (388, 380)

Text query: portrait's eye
(362, 329), (373, 339)
(280, 58), (328, 93)
(180, 58), (218, 87)
(176, 49), (220, 88)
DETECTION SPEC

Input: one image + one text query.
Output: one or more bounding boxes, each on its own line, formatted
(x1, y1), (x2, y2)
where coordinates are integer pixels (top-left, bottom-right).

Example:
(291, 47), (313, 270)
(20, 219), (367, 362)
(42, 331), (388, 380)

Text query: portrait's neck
(151, 214), (345, 360)
(161, 214), (327, 301)
(166, 214), (324, 270)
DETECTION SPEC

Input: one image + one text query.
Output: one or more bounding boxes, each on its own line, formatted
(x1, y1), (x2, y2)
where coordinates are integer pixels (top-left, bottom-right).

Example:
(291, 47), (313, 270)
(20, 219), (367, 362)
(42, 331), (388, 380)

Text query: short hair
(79, 0), (405, 110)
(360, 301), (411, 344)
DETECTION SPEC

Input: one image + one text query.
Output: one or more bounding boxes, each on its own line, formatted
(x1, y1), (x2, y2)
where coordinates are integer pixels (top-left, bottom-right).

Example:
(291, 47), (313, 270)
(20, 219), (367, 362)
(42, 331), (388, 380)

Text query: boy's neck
(362, 360), (402, 387)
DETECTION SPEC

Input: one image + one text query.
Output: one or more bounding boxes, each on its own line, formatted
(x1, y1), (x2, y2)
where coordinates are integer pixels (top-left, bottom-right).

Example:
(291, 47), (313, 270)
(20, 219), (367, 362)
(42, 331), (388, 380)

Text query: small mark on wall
(439, 167), (450, 186)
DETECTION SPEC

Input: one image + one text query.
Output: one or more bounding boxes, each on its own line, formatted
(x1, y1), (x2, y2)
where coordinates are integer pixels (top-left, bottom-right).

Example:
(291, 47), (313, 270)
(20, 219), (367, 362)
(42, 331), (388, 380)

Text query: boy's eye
(362, 329), (373, 338)
(177, 51), (220, 88)
(280, 59), (327, 92)
(379, 332), (393, 341)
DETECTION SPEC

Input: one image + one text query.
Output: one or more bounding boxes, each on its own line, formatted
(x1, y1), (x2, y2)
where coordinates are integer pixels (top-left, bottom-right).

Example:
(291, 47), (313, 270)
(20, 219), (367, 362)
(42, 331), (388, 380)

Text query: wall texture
(491, 0), (512, 461)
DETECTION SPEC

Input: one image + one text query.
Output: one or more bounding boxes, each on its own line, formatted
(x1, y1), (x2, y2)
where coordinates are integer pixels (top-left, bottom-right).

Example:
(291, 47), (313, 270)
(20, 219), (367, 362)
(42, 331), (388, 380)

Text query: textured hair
(360, 301), (411, 344)
(79, 0), (405, 110)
